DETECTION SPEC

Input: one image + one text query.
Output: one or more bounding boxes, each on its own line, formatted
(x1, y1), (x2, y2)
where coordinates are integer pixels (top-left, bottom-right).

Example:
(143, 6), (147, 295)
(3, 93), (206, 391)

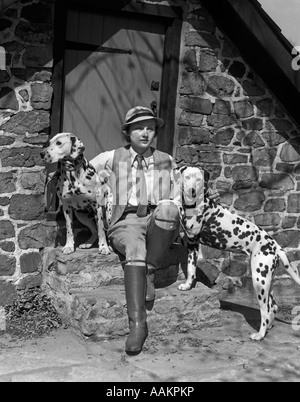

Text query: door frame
(51, 0), (183, 155)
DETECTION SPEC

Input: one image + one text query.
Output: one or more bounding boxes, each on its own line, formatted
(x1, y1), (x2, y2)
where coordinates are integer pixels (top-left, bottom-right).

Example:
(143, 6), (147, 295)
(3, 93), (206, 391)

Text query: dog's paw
(79, 242), (93, 249)
(79, 234), (98, 249)
(178, 283), (192, 291)
(98, 244), (111, 255)
(250, 332), (264, 342)
(62, 245), (75, 254)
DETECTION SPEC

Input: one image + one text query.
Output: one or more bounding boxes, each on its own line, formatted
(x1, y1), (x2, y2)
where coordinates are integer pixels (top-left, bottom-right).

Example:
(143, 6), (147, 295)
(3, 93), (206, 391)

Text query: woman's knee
(156, 201), (179, 220)
(153, 201), (180, 230)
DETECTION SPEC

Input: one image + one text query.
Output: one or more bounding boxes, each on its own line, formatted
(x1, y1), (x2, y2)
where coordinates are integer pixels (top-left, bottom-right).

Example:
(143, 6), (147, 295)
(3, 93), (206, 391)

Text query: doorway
(62, 9), (167, 160)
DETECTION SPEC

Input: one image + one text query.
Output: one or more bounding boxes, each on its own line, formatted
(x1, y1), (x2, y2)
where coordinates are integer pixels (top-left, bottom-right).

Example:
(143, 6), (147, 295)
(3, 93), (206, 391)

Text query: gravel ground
(0, 286), (300, 383)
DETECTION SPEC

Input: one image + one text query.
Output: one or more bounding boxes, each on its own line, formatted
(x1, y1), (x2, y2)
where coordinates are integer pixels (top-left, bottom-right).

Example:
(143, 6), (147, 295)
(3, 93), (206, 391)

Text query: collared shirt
(129, 147), (154, 206)
(90, 146), (180, 206)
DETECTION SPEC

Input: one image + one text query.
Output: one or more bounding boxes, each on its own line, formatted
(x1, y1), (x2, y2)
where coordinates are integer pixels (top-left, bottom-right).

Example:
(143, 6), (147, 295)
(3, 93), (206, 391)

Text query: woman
(91, 106), (217, 355)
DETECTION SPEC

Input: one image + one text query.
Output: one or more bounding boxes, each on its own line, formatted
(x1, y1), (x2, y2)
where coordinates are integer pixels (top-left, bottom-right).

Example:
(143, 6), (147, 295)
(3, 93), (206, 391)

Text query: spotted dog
(178, 165), (300, 341)
(41, 132), (111, 255)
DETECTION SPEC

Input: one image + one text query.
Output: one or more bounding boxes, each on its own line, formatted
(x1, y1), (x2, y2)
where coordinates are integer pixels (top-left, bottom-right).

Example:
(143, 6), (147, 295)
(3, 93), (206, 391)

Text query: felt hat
(121, 106), (164, 130)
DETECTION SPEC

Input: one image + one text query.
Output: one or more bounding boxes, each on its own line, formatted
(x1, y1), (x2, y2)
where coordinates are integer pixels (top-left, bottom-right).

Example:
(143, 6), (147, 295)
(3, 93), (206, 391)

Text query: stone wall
(175, 0), (300, 285)
(0, 0), (55, 294)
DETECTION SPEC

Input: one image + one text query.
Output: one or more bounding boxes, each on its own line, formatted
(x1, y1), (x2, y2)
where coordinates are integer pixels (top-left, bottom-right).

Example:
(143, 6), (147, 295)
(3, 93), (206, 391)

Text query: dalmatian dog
(41, 132), (111, 255)
(178, 165), (300, 341)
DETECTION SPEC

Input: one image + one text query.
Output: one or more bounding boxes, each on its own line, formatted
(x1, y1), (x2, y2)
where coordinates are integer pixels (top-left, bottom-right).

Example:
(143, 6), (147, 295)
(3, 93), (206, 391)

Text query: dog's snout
(40, 150), (45, 159)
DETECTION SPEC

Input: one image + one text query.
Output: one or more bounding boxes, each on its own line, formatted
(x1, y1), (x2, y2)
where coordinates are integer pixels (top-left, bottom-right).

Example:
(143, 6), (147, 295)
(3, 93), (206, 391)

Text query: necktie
(135, 155), (148, 217)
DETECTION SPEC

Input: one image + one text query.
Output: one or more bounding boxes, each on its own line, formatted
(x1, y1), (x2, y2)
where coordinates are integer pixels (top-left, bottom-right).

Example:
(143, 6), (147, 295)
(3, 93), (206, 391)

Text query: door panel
(63, 10), (166, 160)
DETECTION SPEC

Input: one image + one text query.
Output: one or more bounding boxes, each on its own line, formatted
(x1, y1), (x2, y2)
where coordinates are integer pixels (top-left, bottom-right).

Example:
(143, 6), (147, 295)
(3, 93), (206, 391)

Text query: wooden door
(63, 9), (166, 160)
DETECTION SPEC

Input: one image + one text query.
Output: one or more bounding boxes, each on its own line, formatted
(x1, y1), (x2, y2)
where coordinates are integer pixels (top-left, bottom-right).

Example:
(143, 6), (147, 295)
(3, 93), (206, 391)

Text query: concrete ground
(0, 286), (300, 383)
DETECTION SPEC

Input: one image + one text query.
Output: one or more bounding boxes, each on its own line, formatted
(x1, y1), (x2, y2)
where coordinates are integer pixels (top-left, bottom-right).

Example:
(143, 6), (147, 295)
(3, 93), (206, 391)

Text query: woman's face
(128, 119), (156, 154)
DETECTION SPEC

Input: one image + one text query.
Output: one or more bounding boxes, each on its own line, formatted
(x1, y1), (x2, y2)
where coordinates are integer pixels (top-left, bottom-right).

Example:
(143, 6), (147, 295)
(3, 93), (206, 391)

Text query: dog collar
(184, 203), (197, 209)
(62, 157), (85, 171)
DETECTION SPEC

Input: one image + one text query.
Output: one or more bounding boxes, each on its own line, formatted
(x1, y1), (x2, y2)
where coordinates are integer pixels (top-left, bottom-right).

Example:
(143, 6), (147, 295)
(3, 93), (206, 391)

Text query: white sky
(259, 0), (300, 45)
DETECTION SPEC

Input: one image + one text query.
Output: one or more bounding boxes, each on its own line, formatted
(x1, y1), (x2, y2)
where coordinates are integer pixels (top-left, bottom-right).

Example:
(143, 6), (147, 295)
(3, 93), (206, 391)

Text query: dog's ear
(70, 136), (85, 158)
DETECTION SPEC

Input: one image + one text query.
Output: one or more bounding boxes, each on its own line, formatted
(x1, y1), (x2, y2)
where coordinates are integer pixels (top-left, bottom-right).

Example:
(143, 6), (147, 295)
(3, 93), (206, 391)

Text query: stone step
(43, 245), (189, 289)
(42, 247), (222, 340)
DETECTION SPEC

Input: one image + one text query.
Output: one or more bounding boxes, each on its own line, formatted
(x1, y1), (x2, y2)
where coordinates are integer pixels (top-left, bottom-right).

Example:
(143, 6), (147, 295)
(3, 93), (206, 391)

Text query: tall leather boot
(124, 264), (148, 355)
(145, 266), (156, 303)
(146, 226), (179, 302)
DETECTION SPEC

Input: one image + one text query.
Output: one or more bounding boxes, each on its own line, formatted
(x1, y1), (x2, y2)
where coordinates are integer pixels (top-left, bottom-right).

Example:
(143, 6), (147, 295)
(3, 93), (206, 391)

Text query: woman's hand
(208, 188), (220, 203)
